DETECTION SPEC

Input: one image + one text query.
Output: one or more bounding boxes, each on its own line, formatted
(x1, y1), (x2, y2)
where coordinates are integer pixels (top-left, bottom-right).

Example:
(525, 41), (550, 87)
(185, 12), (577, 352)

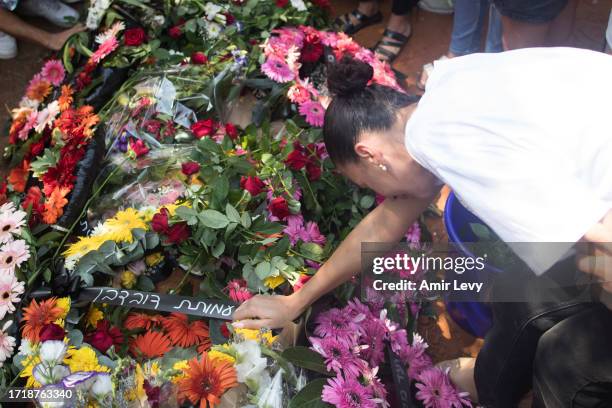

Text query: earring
(378, 164), (388, 172)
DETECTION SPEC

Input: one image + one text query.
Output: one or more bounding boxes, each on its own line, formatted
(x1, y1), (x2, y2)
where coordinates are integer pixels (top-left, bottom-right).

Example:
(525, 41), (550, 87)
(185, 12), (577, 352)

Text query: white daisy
(0, 204), (27, 244)
(206, 22), (222, 39)
(0, 273), (24, 319)
(0, 239), (30, 275)
(0, 321), (16, 365)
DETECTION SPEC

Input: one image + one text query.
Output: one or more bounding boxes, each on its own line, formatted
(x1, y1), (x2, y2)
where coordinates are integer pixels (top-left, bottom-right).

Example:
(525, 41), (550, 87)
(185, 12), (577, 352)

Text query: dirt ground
(0, 0), (610, 398)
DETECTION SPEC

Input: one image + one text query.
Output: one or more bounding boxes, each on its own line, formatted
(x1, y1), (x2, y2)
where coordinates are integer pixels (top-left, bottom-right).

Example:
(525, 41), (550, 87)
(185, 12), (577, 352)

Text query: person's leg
(0, 8), (84, 50)
(448, 0), (487, 57)
(484, 3), (503, 52)
(532, 304), (612, 407)
(335, 0), (383, 35)
(545, 0), (577, 46)
(373, 0), (417, 62)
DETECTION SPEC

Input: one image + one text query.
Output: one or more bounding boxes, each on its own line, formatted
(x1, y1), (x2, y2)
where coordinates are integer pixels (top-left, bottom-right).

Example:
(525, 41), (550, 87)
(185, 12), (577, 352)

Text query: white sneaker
(0, 31), (18, 60)
(418, 0), (454, 14)
(19, 0), (80, 28)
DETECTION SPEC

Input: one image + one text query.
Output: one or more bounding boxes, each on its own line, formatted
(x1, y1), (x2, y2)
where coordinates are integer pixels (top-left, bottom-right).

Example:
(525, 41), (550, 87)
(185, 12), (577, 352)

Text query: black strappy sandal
(334, 9), (383, 35)
(373, 28), (412, 63)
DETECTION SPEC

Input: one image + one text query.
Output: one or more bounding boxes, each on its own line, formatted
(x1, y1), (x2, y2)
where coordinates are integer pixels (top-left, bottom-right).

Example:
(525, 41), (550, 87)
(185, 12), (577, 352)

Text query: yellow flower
(86, 306), (104, 328)
(64, 347), (110, 373)
(208, 350), (236, 365)
(63, 235), (106, 258)
(20, 355), (41, 388)
(161, 204), (179, 216)
(171, 360), (189, 383)
(234, 328), (277, 346)
(134, 364), (147, 402)
(189, 174), (203, 186)
(226, 149), (236, 157)
(264, 275), (285, 289)
(104, 208), (148, 243)
(56, 297), (71, 319)
(53, 318), (65, 328)
(120, 270), (137, 289)
(145, 252), (163, 267)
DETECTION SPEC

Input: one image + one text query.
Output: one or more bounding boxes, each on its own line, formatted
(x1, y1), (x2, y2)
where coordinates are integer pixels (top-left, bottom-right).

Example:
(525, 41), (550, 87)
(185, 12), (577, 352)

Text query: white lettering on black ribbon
(81, 287), (236, 320)
(386, 345), (414, 408)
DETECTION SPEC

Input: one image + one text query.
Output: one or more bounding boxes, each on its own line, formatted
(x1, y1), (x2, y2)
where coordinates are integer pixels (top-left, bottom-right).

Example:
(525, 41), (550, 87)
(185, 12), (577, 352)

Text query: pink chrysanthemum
(358, 319), (388, 367)
(298, 100), (325, 127)
(310, 336), (365, 377)
(261, 56), (295, 83)
(225, 279), (253, 303)
(90, 37), (119, 64)
(415, 367), (472, 408)
(399, 333), (433, 379)
(41, 59), (65, 87)
(322, 375), (378, 408)
(314, 307), (364, 339)
(301, 221), (326, 245)
(283, 214), (305, 246)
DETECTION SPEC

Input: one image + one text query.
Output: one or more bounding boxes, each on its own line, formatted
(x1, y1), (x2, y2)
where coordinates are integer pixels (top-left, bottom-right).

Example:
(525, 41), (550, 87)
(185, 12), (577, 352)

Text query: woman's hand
(232, 294), (305, 330)
(578, 209), (612, 292)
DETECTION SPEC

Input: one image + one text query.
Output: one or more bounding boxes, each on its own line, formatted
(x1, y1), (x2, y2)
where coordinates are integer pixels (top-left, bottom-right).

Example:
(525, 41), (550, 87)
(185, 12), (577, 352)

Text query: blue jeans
(449, 0), (503, 55)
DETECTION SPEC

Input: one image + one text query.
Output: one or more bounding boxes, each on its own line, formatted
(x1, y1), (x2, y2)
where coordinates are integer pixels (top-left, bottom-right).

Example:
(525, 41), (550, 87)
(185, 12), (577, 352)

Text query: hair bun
(327, 56), (374, 97)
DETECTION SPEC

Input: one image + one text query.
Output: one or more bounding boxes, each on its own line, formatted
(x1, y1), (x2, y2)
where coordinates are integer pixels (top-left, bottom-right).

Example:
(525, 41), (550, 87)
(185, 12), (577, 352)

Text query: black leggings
(474, 259), (612, 407)
(360, 0), (417, 17)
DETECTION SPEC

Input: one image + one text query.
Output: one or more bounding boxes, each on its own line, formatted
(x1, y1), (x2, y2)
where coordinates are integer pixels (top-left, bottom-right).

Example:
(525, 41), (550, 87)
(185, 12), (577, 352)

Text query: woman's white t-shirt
(405, 47), (612, 275)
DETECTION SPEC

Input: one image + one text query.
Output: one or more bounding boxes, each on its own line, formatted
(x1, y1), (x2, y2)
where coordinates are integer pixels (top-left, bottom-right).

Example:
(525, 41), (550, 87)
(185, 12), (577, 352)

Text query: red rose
(285, 150), (309, 170)
(268, 197), (290, 220)
(275, 0), (288, 7)
(128, 139), (149, 158)
(85, 320), (124, 354)
(181, 161), (201, 176)
(166, 222), (190, 244)
(240, 176), (265, 196)
(191, 51), (208, 65)
(306, 161), (322, 181)
(39, 323), (66, 342)
(224, 12), (235, 25)
(225, 123), (238, 140)
(124, 27), (147, 46)
(151, 208), (170, 233)
(301, 33), (324, 63)
(168, 25), (182, 39)
(191, 119), (216, 139)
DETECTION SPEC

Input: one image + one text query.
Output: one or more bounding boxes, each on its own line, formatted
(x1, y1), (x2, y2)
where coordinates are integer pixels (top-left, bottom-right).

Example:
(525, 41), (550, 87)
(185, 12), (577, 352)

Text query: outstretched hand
(232, 294), (304, 330)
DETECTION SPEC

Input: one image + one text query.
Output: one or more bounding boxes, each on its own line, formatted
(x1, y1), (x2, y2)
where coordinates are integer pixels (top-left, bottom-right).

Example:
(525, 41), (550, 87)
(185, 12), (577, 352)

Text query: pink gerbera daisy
(261, 56), (295, 83)
(415, 367), (472, 408)
(41, 59), (65, 87)
(90, 37), (119, 64)
(298, 100), (325, 127)
(322, 375), (378, 408)
(0, 274), (24, 319)
(0, 240), (30, 275)
(0, 203), (26, 244)
(0, 321), (16, 364)
(225, 279), (253, 303)
(18, 110), (38, 141)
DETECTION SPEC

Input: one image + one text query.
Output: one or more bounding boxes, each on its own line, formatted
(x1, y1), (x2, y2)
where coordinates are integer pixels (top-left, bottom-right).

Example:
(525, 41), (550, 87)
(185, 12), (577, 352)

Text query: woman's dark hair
(323, 57), (419, 165)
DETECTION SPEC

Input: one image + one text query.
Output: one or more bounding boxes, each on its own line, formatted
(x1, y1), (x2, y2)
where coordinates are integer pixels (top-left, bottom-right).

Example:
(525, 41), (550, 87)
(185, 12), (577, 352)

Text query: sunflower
(103, 208), (147, 243)
(161, 313), (210, 348)
(124, 312), (163, 331)
(177, 354), (238, 408)
(21, 298), (63, 342)
(129, 331), (172, 359)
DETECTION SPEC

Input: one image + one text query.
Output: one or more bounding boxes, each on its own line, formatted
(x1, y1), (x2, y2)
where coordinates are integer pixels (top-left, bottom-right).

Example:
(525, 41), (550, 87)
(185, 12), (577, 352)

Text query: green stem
(168, 250), (204, 295)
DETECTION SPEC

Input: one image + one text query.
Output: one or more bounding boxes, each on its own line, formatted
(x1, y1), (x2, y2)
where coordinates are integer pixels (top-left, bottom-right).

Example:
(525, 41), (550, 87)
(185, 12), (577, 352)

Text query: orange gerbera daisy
(26, 78), (52, 102)
(129, 331), (172, 359)
(7, 165), (28, 193)
(42, 187), (70, 225)
(177, 354), (238, 408)
(161, 313), (210, 348)
(22, 298), (63, 342)
(58, 85), (74, 112)
(124, 312), (163, 331)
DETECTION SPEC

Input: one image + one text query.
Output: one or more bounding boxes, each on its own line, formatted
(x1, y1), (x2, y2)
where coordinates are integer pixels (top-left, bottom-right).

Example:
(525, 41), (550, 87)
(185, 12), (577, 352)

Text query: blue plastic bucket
(443, 192), (499, 338)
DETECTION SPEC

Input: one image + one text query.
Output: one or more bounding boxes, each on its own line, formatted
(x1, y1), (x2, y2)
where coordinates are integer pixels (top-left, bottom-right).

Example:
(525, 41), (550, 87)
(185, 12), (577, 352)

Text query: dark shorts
(492, 0), (569, 23)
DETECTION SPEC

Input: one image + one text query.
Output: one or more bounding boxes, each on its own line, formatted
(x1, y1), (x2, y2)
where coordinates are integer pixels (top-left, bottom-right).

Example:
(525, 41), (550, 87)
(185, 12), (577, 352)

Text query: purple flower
(405, 221), (421, 248)
(415, 367), (472, 408)
(261, 56), (295, 83)
(314, 307), (364, 339)
(283, 214), (305, 245)
(310, 336), (366, 377)
(322, 375), (378, 408)
(305, 259), (321, 269)
(301, 221), (326, 245)
(358, 319), (387, 367)
(399, 333), (433, 379)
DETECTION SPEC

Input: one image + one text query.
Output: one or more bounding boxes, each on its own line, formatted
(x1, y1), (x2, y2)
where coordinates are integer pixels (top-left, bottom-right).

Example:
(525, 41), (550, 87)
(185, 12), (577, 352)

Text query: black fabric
(474, 257), (612, 407)
(392, 0), (418, 16)
(491, 0), (569, 23)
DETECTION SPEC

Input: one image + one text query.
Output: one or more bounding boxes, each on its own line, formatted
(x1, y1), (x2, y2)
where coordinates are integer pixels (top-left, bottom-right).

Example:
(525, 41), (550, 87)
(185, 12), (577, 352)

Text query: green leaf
(282, 347), (329, 375)
(299, 242), (324, 261)
(199, 210), (229, 229)
(212, 176), (229, 203)
(67, 329), (83, 348)
(225, 203), (240, 223)
(30, 148), (60, 178)
(137, 276), (155, 292)
(211, 241), (225, 258)
(254, 261), (271, 280)
(288, 379), (332, 408)
(469, 223), (492, 241)
(359, 195), (375, 209)
(240, 212), (251, 229)
(176, 206), (199, 226)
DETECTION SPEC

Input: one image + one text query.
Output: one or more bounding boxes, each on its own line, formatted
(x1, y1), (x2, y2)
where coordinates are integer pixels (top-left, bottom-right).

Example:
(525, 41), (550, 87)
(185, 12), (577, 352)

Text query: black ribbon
(386, 345), (414, 408)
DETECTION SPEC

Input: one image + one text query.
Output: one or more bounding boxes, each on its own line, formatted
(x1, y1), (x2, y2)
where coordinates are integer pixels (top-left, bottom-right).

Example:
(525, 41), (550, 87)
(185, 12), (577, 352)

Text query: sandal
(334, 9), (383, 35)
(373, 28), (411, 63)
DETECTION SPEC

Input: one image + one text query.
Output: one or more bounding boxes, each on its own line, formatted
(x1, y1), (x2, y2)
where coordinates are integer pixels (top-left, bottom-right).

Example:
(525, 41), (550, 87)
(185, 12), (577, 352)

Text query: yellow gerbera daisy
(86, 306), (104, 328)
(64, 346), (110, 373)
(20, 355), (41, 388)
(207, 350), (236, 365)
(234, 328), (277, 346)
(171, 360), (190, 383)
(62, 235), (107, 258)
(56, 297), (71, 319)
(104, 208), (148, 243)
(264, 275), (285, 289)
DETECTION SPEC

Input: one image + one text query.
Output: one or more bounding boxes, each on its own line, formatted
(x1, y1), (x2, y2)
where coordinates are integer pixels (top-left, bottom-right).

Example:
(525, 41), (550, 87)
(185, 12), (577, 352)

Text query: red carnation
(168, 25), (182, 39)
(85, 320), (124, 354)
(224, 12), (235, 25)
(191, 51), (208, 65)
(128, 139), (149, 158)
(285, 150), (309, 170)
(39, 323), (66, 342)
(301, 34), (324, 63)
(181, 161), (201, 176)
(225, 123), (238, 140)
(29, 138), (46, 158)
(124, 27), (147, 46)
(268, 197), (290, 220)
(306, 161), (322, 181)
(166, 222), (190, 244)
(240, 176), (265, 196)
(275, 0), (288, 7)
(151, 208), (170, 233)
(190, 119), (215, 139)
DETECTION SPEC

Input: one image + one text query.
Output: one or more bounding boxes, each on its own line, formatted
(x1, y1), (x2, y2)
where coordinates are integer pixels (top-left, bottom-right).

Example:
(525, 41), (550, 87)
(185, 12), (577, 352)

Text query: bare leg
(374, 12), (412, 62)
(546, 0), (578, 46)
(0, 9), (85, 51)
(500, 15), (549, 50)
